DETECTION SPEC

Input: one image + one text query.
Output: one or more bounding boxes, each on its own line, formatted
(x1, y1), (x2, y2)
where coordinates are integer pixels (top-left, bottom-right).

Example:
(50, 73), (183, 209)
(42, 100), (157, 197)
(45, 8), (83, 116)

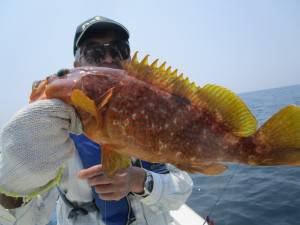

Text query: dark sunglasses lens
(114, 41), (130, 60)
(82, 41), (130, 64)
(121, 42), (130, 59)
(82, 45), (106, 64)
(109, 46), (121, 59)
(89, 46), (106, 58)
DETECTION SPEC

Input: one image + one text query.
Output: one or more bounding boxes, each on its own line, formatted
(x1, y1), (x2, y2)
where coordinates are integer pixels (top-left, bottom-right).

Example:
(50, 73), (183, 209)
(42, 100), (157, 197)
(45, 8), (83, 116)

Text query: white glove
(0, 99), (82, 198)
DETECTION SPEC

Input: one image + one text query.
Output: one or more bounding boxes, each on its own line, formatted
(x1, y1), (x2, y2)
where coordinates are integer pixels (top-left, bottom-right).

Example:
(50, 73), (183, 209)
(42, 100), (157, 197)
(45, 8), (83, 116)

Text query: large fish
(30, 53), (300, 177)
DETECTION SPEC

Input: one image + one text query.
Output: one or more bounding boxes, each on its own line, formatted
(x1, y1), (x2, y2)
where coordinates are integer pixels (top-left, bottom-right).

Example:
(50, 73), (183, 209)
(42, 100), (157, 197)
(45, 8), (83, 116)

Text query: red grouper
(30, 52), (300, 177)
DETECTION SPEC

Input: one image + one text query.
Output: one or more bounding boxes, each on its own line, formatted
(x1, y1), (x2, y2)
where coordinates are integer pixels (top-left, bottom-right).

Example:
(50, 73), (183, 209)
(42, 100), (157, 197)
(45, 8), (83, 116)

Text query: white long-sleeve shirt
(0, 150), (193, 225)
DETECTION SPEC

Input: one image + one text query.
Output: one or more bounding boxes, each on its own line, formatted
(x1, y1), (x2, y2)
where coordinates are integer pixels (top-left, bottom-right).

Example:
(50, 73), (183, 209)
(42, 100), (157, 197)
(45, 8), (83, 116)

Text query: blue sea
(187, 84), (300, 225)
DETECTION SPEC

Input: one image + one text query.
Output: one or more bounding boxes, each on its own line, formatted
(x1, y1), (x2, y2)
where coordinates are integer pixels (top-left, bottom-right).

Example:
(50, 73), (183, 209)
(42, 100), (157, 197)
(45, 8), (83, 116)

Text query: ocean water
(187, 84), (300, 225)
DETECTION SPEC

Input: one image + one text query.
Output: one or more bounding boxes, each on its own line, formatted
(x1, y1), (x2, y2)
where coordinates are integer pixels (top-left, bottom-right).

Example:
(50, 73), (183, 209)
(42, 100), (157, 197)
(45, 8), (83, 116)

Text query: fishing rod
(201, 164), (240, 225)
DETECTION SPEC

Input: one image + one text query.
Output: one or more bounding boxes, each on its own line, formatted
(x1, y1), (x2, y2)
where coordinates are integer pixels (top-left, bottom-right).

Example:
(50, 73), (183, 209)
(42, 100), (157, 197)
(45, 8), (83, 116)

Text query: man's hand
(77, 165), (146, 201)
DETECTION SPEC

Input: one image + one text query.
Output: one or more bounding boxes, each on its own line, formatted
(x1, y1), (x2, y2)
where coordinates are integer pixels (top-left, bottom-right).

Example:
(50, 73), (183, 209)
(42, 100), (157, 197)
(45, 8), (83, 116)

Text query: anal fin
(102, 144), (131, 178)
(176, 162), (227, 176)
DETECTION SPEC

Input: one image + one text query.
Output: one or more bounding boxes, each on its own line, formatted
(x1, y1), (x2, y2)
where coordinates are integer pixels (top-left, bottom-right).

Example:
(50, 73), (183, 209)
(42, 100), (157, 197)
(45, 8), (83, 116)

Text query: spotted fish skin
(30, 54), (300, 175)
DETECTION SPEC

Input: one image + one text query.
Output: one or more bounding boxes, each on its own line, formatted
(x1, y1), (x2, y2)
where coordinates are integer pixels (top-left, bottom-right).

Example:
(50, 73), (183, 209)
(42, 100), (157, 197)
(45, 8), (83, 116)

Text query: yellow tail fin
(255, 105), (300, 165)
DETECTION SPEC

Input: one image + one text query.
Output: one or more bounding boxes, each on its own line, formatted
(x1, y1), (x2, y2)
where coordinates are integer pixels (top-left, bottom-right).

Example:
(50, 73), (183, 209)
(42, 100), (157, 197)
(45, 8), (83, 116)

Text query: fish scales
(30, 53), (300, 176)
(77, 71), (232, 164)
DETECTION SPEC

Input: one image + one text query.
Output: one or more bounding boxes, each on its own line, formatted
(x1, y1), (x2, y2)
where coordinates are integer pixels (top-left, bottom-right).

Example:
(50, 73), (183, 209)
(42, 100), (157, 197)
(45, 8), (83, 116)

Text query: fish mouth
(30, 79), (48, 103)
(32, 75), (54, 91)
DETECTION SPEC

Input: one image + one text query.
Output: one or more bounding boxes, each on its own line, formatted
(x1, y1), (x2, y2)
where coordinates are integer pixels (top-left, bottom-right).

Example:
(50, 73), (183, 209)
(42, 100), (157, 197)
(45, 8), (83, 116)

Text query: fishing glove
(0, 99), (82, 198)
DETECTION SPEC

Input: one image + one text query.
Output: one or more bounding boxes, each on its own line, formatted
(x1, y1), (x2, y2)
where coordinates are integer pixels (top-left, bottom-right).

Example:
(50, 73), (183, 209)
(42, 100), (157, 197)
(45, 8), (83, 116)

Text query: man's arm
(0, 99), (82, 224)
(136, 164), (193, 210)
(0, 99), (82, 196)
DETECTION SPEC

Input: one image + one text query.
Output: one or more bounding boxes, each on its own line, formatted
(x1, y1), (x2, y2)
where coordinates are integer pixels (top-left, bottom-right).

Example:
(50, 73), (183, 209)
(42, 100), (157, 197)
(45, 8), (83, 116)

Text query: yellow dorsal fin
(122, 52), (194, 97)
(131, 51), (139, 64)
(122, 52), (257, 137)
(197, 84), (257, 136)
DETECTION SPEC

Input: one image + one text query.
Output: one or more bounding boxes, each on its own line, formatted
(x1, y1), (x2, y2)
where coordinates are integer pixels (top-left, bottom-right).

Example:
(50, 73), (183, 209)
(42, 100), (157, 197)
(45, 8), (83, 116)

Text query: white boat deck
(170, 204), (208, 225)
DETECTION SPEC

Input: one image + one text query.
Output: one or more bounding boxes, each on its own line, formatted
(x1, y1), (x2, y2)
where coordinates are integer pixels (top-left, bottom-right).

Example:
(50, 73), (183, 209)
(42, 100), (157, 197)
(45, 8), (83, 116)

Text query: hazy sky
(1, 0), (299, 127)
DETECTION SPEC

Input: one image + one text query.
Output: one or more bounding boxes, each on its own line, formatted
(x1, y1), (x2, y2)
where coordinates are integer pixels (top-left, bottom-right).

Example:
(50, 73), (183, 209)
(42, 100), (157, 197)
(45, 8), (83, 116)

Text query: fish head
(30, 67), (126, 104)
(30, 68), (80, 103)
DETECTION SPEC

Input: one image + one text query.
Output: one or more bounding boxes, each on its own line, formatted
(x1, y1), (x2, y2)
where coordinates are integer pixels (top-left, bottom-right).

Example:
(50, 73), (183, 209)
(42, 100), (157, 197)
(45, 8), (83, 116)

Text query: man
(0, 16), (193, 225)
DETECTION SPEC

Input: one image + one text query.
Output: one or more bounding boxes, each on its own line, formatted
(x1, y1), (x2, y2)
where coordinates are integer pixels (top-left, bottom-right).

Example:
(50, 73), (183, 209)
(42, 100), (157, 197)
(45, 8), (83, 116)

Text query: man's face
(74, 32), (130, 69)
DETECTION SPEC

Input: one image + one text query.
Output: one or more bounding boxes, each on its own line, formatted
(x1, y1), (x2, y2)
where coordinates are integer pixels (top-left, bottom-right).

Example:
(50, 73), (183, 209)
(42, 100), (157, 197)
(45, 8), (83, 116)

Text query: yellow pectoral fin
(101, 145), (131, 178)
(71, 89), (99, 122)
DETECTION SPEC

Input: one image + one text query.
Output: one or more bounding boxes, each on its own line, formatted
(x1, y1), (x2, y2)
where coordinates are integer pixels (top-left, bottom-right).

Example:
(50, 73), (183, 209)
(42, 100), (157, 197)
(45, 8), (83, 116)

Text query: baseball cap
(73, 16), (130, 55)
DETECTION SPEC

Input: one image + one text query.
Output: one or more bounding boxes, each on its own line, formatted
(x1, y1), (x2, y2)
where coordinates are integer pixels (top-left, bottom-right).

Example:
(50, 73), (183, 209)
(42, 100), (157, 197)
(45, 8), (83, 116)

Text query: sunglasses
(80, 40), (130, 63)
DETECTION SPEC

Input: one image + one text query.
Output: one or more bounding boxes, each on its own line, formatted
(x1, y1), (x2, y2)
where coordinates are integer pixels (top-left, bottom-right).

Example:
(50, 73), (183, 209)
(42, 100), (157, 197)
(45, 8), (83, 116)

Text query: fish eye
(56, 69), (70, 77)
